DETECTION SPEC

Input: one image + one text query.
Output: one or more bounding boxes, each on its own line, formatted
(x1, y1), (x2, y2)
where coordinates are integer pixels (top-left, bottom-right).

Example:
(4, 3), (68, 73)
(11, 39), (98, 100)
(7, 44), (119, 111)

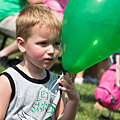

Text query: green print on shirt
(31, 90), (55, 114)
(18, 110), (52, 120)
(46, 117), (52, 120)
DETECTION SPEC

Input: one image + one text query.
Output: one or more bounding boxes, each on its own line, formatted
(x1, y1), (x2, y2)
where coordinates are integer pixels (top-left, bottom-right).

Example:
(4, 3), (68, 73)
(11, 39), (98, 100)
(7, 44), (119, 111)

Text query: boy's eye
(37, 41), (60, 47)
(54, 42), (60, 46)
(37, 42), (47, 46)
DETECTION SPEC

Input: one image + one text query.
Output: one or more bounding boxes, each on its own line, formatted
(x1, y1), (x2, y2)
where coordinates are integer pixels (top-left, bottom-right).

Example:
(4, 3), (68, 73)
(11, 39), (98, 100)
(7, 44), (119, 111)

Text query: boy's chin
(43, 64), (53, 70)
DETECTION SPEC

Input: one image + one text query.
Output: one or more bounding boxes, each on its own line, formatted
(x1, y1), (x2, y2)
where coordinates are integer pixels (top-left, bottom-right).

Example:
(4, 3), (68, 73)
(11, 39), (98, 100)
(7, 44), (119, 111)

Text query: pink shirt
(43, 0), (69, 19)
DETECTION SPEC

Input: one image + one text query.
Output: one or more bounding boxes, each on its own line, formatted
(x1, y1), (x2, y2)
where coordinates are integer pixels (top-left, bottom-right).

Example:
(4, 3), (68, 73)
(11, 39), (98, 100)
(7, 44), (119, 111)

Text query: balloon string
(51, 71), (67, 91)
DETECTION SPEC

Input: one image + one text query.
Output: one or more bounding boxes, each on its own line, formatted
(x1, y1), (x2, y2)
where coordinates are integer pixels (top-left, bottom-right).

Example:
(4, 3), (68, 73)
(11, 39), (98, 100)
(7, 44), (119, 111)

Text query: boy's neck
(16, 63), (47, 80)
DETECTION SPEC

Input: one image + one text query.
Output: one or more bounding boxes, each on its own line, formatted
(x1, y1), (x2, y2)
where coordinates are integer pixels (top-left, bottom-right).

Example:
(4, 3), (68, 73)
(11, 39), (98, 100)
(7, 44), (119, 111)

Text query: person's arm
(27, 0), (43, 4)
(55, 91), (65, 120)
(0, 75), (12, 120)
(56, 74), (79, 120)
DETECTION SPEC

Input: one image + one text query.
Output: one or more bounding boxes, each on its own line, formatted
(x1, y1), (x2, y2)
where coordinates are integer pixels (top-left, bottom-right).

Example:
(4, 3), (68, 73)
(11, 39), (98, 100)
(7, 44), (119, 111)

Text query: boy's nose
(47, 45), (55, 54)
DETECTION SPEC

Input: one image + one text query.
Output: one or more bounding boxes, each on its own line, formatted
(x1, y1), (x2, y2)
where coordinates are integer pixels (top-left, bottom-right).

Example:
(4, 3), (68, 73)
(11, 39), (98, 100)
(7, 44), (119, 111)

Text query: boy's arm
(0, 75), (12, 119)
(58, 97), (79, 120)
(27, 0), (43, 4)
(56, 75), (79, 120)
(55, 92), (65, 120)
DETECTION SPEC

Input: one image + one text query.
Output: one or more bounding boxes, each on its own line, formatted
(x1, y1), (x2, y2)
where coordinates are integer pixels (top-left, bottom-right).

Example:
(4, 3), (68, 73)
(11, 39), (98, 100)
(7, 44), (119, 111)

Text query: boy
(0, 4), (79, 120)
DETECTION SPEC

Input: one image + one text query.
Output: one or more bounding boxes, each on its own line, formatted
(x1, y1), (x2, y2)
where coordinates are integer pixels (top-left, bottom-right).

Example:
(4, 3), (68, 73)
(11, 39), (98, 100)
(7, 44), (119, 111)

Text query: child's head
(16, 4), (62, 41)
(16, 4), (62, 70)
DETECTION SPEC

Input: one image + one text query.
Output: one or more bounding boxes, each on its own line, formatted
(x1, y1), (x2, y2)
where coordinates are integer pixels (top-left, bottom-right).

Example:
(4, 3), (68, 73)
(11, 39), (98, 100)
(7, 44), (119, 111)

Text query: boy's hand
(58, 74), (79, 102)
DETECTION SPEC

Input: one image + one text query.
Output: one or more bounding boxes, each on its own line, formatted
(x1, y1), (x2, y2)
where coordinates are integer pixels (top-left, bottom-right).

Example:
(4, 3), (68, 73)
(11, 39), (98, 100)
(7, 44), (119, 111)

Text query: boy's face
(23, 24), (61, 70)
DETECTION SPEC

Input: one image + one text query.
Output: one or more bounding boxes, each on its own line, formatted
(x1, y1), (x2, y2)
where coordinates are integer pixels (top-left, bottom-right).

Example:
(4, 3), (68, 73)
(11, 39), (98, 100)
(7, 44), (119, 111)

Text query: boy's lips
(44, 58), (54, 62)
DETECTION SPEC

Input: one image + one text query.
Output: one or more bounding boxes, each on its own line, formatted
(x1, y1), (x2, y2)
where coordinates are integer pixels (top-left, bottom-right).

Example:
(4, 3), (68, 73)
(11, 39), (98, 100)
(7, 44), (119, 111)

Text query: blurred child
(0, 4), (79, 120)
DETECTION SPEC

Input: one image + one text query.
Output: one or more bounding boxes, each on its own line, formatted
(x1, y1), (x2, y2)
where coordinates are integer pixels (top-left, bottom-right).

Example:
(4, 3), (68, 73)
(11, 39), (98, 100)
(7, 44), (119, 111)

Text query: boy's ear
(17, 37), (26, 53)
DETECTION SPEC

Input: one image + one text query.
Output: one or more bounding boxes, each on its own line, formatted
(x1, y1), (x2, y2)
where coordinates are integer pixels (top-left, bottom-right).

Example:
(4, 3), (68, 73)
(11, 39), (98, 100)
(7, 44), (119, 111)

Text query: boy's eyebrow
(54, 39), (61, 42)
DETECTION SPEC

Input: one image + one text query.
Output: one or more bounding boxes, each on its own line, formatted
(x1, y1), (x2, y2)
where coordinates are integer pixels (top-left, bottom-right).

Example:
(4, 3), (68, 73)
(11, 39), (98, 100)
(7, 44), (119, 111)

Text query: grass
(0, 36), (120, 120)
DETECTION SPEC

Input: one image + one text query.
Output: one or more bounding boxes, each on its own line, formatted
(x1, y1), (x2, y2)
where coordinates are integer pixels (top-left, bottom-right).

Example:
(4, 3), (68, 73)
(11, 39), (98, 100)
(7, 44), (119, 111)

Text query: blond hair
(16, 4), (62, 40)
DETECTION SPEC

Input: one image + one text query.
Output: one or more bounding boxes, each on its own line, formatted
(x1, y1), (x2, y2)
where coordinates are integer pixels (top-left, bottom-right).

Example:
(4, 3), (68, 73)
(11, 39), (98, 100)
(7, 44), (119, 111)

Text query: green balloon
(62, 0), (120, 73)
(116, 49), (120, 53)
